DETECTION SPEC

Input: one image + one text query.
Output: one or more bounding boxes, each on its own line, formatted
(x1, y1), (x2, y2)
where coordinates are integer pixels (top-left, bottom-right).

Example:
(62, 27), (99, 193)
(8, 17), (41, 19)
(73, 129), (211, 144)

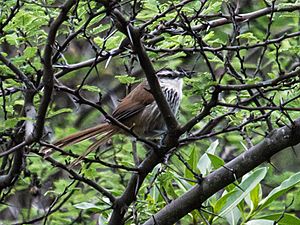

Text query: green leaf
(216, 167), (267, 218)
(106, 33), (126, 49)
(80, 85), (102, 93)
(150, 185), (160, 202)
(258, 171), (300, 210)
(172, 171), (193, 191)
(203, 31), (215, 42)
(161, 52), (186, 61)
(237, 32), (259, 44)
(14, 99), (25, 106)
(115, 75), (140, 85)
(73, 202), (101, 210)
(5, 33), (21, 46)
(165, 181), (178, 199)
(136, 0), (160, 20)
(258, 213), (300, 225)
(1, 117), (30, 130)
(47, 108), (72, 118)
(225, 206), (241, 225)
(245, 219), (274, 225)
(23, 47), (37, 59)
(0, 65), (13, 76)
(202, 1), (222, 15)
(249, 183), (261, 211)
(98, 215), (106, 225)
(207, 153), (224, 170)
(92, 24), (110, 35)
(94, 36), (104, 47)
(214, 190), (237, 213)
(184, 147), (199, 180)
(197, 140), (219, 175)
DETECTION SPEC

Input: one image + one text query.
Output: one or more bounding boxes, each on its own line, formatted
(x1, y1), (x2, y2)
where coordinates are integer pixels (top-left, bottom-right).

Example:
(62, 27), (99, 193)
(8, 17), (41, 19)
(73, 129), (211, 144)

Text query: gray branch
(33, 0), (77, 140)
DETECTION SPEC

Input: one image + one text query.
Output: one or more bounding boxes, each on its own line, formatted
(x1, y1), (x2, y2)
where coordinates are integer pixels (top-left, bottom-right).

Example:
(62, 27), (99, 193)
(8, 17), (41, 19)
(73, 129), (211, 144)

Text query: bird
(42, 68), (192, 165)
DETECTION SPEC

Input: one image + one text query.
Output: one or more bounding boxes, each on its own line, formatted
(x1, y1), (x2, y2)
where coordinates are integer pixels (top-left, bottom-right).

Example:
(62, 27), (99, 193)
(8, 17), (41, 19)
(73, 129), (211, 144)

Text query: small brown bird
(44, 69), (191, 164)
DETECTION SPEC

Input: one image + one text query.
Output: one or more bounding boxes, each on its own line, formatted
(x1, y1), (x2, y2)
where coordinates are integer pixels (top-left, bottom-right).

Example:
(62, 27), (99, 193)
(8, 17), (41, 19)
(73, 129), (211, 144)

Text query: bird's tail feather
(41, 123), (116, 157)
(68, 129), (116, 168)
(54, 123), (113, 148)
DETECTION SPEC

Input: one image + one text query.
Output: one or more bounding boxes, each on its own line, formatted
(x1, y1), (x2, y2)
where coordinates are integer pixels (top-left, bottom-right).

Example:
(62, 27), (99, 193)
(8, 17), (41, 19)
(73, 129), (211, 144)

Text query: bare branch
(34, 0), (77, 140)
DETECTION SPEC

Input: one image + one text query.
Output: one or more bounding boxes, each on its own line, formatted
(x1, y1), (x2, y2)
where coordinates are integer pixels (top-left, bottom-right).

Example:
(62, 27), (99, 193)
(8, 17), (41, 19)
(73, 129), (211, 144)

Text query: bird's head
(156, 68), (195, 80)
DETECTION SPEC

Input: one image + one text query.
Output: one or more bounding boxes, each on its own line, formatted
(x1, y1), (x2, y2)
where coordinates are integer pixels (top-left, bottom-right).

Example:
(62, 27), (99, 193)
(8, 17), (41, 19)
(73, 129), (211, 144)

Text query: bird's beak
(183, 71), (195, 79)
(177, 70), (195, 79)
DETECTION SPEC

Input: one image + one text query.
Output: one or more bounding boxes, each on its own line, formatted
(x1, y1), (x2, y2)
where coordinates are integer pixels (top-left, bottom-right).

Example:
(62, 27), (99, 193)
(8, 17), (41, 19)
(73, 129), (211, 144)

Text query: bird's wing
(112, 81), (154, 122)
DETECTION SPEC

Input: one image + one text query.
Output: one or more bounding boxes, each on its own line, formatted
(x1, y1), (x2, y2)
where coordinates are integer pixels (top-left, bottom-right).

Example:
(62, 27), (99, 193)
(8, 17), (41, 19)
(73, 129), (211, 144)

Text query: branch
(52, 9), (107, 63)
(108, 148), (168, 225)
(140, 0), (194, 30)
(145, 3), (300, 48)
(192, 3), (300, 32)
(180, 87), (220, 134)
(180, 113), (271, 144)
(54, 48), (125, 78)
(146, 30), (300, 53)
(0, 90), (35, 189)
(143, 117), (300, 225)
(0, 141), (24, 189)
(0, 0), (21, 33)
(218, 102), (300, 112)
(218, 67), (300, 91)
(0, 53), (35, 89)
(34, 150), (116, 203)
(13, 181), (77, 225)
(33, 0), (77, 140)
(40, 142), (138, 172)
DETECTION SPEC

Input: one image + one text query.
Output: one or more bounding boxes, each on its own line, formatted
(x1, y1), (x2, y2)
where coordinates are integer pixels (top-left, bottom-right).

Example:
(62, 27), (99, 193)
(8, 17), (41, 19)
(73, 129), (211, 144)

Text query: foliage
(0, 0), (300, 224)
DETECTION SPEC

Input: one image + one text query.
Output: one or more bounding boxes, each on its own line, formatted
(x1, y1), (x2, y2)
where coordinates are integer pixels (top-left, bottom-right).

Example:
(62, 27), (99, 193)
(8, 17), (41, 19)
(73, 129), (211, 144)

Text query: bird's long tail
(41, 123), (117, 166)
